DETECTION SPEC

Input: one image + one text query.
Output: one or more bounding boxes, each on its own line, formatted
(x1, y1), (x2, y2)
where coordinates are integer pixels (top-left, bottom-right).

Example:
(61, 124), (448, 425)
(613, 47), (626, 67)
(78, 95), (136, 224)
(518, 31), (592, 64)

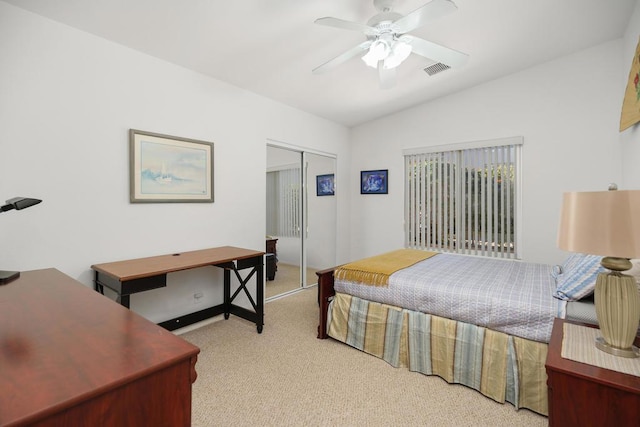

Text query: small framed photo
(129, 129), (214, 203)
(316, 174), (335, 196)
(361, 169), (388, 194)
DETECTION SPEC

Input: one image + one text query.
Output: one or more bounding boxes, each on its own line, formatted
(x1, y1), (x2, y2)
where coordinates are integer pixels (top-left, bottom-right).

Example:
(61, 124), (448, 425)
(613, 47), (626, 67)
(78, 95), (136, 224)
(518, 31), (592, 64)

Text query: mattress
(335, 253), (566, 343)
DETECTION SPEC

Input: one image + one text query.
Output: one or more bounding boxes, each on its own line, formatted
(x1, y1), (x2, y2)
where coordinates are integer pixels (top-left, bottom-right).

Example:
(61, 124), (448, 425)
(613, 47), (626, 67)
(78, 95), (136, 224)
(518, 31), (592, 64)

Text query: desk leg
(93, 271), (104, 295)
(93, 270), (128, 309)
(256, 259), (264, 333)
(216, 256), (264, 333)
(117, 294), (131, 309)
(223, 268), (231, 320)
(219, 257), (264, 333)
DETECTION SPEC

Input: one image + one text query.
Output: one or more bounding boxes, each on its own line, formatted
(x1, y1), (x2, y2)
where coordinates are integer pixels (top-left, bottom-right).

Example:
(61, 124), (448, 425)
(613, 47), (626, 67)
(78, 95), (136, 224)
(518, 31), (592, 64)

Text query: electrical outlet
(193, 291), (203, 304)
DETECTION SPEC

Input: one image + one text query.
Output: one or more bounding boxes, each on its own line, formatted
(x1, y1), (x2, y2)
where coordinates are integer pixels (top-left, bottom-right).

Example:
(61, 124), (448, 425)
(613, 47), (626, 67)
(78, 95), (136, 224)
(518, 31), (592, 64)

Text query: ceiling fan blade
(313, 41), (372, 74)
(392, 0), (458, 34)
(314, 17), (379, 36)
(406, 35), (468, 68)
(378, 62), (396, 89)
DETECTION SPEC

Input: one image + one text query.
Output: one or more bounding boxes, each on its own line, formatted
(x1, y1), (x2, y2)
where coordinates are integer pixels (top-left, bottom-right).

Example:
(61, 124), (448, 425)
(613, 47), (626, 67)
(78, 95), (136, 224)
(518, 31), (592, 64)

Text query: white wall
(306, 153), (337, 270)
(0, 3), (350, 323)
(349, 40), (624, 265)
(621, 0), (640, 187)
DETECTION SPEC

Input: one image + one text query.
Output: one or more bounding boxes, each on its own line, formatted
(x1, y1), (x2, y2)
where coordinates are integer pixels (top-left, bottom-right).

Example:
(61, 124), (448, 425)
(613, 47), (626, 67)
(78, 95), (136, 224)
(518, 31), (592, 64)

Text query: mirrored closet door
(266, 144), (336, 299)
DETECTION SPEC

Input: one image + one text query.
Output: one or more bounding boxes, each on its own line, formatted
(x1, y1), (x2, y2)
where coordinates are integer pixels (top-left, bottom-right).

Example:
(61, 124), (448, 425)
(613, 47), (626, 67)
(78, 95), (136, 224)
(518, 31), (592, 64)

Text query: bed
(316, 249), (607, 416)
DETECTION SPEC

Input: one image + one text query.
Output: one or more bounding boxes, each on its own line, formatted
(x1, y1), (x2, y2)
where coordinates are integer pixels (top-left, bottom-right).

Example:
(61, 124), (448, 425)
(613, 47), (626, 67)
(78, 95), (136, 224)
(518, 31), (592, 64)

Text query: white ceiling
(3, 0), (636, 127)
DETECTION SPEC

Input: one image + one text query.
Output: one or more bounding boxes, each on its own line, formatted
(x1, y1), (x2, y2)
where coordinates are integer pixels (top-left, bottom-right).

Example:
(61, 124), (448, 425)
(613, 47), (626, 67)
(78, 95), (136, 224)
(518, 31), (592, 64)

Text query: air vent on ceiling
(424, 63), (451, 76)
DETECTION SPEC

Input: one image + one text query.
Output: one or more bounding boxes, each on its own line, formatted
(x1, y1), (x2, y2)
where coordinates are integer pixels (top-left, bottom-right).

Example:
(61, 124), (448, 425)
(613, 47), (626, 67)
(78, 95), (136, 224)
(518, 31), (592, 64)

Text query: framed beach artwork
(316, 174), (335, 196)
(129, 129), (214, 203)
(360, 169), (388, 194)
(620, 36), (640, 131)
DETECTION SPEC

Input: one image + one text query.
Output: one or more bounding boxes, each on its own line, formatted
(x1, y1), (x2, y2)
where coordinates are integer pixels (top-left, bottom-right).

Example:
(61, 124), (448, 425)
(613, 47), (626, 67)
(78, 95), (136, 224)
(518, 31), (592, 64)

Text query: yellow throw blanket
(335, 249), (438, 287)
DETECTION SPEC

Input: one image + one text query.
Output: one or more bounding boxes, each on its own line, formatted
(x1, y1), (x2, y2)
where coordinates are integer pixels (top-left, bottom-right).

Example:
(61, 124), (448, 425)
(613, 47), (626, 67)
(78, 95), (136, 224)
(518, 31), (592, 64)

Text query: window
(404, 137), (522, 259)
(266, 167), (301, 238)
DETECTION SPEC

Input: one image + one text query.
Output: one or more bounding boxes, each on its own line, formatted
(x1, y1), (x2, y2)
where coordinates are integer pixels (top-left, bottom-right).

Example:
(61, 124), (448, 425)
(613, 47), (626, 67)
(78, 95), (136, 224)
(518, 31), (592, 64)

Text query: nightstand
(545, 318), (640, 426)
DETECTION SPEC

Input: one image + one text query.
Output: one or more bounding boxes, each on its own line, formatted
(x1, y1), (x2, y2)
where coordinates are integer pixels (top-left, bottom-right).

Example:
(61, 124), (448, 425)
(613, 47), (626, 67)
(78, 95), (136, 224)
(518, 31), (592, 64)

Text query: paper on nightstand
(562, 323), (640, 377)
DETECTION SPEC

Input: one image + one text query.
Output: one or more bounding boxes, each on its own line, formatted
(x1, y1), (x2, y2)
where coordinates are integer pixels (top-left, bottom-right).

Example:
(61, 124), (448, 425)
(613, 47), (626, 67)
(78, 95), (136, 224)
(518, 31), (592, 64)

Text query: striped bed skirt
(327, 292), (549, 416)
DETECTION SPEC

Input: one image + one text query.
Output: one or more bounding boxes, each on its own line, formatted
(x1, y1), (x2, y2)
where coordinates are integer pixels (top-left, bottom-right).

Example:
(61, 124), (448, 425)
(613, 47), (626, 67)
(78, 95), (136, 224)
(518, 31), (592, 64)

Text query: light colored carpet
(180, 288), (548, 427)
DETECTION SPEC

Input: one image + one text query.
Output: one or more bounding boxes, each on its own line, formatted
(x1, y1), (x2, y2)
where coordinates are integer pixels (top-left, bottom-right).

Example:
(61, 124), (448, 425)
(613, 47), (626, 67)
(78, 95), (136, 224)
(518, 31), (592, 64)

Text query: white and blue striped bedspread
(335, 253), (566, 343)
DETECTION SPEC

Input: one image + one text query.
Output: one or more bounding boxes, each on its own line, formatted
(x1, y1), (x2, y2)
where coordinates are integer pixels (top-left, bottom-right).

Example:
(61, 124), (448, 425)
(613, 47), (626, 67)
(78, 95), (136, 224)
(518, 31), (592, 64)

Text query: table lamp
(1, 196), (42, 285)
(557, 186), (640, 357)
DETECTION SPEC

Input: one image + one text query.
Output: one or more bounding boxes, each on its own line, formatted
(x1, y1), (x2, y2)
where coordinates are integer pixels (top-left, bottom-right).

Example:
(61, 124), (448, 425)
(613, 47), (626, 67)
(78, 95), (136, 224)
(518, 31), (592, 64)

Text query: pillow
(552, 252), (589, 278)
(553, 253), (604, 301)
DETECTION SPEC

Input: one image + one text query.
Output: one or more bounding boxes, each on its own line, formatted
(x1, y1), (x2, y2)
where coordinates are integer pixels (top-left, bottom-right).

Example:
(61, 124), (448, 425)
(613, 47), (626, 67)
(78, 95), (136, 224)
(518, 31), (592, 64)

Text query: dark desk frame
(91, 246), (264, 333)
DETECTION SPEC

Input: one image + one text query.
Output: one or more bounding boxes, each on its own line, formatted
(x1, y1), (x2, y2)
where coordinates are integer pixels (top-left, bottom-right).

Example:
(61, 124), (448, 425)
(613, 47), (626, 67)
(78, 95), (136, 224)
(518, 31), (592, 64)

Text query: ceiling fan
(312, 0), (468, 89)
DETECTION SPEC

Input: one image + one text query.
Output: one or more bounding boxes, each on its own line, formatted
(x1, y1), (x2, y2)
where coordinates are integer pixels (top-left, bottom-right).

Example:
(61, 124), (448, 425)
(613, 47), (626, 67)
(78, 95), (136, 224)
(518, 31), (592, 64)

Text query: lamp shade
(362, 39), (391, 68)
(384, 39), (412, 69)
(557, 190), (640, 259)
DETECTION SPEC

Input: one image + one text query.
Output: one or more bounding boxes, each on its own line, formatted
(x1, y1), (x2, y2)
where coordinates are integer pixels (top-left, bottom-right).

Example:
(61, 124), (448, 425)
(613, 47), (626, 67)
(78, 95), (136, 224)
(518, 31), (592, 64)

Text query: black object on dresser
(266, 238), (278, 280)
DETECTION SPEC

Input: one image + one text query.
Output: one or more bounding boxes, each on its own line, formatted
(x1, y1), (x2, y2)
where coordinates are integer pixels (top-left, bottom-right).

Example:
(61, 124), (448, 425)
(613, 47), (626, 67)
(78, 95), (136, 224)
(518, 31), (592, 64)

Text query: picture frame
(129, 129), (214, 203)
(316, 174), (335, 196)
(361, 169), (388, 194)
(620, 35), (640, 131)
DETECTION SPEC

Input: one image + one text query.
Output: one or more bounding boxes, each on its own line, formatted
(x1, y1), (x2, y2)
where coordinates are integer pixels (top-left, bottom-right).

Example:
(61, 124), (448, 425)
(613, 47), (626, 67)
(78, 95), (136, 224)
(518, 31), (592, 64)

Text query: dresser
(0, 269), (199, 427)
(545, 318), (640, 426)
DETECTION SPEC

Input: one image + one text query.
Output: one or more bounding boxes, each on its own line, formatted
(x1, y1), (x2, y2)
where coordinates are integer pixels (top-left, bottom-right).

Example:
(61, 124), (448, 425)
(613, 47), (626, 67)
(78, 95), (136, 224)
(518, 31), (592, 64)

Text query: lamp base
(594, 271), (640, 358)
(0, 270), (20, 285)
(595, 336), (640, 358)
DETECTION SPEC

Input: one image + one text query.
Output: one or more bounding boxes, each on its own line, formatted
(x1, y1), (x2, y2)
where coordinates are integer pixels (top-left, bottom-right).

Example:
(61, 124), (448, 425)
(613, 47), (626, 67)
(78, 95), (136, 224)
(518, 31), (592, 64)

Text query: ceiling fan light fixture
(384, 39), (412, 69)
(370, 39), (390, 59)
(361, 50), (379, 68)
(314, 0), (469, 85)
(362, 39), (390, 68)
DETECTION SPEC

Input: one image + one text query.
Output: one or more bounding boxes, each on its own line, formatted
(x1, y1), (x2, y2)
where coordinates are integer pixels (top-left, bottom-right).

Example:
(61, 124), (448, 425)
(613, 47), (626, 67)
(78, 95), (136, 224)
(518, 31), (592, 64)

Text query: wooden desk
(0, 269), (199, 427)
(546, 318), (640, 426)
(91, 246), (265, 332)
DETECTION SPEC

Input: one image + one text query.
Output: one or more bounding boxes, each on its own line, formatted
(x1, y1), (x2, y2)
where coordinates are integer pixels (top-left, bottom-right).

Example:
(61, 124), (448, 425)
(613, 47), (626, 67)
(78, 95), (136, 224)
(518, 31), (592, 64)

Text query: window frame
(403, 136), (523, 259)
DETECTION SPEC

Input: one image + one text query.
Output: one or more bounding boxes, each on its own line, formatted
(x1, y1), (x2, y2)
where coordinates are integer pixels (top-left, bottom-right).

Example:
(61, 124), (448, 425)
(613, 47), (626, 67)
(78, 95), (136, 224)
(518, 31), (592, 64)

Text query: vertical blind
(404, 140), (521, 259)
(266, 168), (301, 237)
